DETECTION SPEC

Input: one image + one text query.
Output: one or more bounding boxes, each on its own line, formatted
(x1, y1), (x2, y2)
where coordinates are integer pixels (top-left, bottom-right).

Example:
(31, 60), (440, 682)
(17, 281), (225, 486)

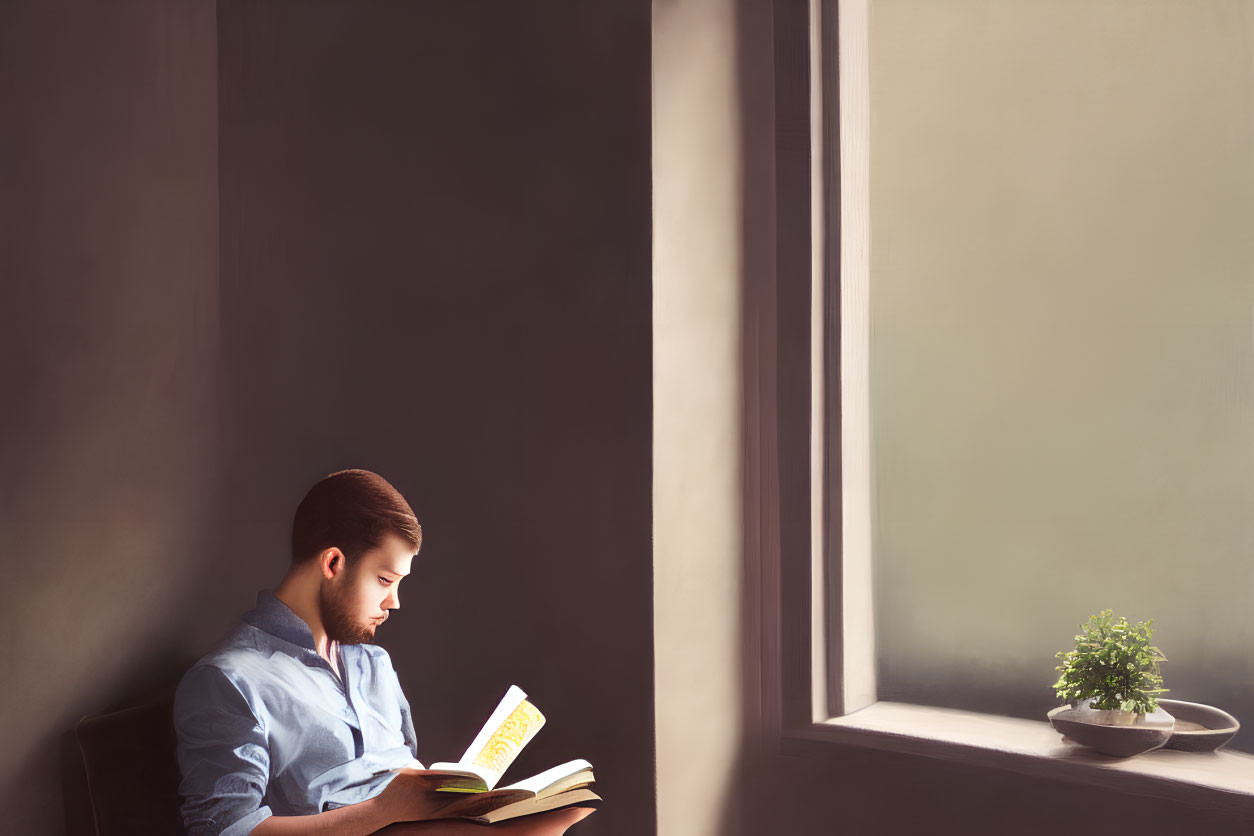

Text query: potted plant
(1047, 610), (1174, 756)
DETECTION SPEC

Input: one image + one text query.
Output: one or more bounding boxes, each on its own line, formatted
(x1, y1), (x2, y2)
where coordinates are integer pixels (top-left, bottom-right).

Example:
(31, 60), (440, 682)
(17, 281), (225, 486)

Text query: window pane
(868, 0), (1254, 750)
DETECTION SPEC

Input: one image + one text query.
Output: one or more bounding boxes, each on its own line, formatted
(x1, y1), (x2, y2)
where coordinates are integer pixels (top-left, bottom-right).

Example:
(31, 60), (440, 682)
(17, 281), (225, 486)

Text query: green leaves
(1052, 609), (1168, 715)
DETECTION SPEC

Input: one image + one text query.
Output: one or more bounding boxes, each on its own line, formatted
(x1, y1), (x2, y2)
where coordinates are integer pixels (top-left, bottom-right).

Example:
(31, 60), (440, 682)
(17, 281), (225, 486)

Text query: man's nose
(385, 586), (400, 611)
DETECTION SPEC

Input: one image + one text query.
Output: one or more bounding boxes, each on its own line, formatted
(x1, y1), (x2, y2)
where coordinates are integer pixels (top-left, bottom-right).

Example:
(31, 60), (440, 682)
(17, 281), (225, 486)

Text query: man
(174, 469), (595, 835)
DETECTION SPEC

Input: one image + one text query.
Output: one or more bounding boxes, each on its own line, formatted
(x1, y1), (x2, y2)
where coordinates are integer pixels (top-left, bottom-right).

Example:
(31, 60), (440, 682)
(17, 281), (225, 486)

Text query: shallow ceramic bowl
(1047, 705), (1174, 758)
(1158, 699), (1240, 752)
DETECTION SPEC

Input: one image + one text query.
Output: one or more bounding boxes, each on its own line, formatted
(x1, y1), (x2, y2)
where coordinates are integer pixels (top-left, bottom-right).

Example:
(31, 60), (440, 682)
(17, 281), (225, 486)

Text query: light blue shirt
(173, 590), (422, 835)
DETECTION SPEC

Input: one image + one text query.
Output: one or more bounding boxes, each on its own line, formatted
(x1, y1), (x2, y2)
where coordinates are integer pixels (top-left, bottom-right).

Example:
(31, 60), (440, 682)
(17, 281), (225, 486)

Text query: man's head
(291, 469), (422, 644)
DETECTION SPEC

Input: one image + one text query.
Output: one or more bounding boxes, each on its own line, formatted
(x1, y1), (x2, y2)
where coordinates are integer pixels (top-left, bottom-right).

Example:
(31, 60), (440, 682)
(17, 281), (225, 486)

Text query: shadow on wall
(54, 494), (267, 836)
(0, 1), (220, 834)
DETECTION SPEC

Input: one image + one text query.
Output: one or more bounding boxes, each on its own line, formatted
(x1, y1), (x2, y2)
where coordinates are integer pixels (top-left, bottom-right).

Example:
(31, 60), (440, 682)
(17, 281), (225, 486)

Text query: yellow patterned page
(470, 699), (546, 776)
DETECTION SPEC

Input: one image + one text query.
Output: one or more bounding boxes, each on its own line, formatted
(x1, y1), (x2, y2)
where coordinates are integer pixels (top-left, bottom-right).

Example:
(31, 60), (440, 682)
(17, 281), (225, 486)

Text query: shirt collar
(242, 588), (319, 651)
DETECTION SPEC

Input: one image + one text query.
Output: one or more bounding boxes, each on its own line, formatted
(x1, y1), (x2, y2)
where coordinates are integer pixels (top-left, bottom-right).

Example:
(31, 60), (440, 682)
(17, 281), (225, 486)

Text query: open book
(402, 686), (600, 824)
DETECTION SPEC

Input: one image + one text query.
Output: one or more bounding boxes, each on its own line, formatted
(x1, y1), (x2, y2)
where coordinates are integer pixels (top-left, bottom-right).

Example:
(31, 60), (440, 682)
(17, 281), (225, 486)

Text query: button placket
(339, 646), (366, 757)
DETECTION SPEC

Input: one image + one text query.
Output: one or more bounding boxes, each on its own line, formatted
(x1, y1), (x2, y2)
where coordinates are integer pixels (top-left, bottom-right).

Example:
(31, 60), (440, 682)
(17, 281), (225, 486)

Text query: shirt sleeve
(390, 658), (423, 767)
(173, 665), (274, 836)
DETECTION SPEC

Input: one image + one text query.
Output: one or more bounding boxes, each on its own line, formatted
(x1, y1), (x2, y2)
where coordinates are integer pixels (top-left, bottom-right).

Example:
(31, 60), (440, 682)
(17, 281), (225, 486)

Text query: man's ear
(319, 547), (345, 581)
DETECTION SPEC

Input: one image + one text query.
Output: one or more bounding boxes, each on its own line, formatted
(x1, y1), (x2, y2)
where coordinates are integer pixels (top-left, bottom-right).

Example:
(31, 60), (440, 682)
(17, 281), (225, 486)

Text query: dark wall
(0, 1), (219, 834)
(215, 3), (653, 836)
(2, 1), (651, 833)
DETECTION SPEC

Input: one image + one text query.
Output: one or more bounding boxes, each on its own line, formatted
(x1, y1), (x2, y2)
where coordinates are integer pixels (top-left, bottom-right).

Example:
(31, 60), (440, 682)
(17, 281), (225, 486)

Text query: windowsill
(782, 701), (1254, 813)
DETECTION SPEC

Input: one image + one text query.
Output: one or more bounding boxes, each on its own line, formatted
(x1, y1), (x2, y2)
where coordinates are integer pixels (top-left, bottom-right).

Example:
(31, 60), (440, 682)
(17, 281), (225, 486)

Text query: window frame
(746, 0), (1254, 813)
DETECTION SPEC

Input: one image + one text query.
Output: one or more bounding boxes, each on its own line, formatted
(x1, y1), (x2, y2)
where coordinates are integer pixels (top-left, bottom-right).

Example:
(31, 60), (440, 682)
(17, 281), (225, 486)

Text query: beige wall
(652, 0), (747, 832)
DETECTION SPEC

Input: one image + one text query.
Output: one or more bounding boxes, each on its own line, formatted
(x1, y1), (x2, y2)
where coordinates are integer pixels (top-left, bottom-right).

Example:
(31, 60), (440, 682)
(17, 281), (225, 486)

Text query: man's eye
(379, 577), (393, 585)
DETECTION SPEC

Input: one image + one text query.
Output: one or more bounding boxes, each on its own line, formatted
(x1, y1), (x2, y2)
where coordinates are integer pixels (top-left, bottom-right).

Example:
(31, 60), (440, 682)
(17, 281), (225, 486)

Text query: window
(751, 0), (1254, 806)
(864, 0), (1254, 734)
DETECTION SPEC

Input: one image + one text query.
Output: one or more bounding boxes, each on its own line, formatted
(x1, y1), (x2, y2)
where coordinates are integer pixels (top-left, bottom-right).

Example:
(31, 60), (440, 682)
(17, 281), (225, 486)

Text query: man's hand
(250, 770), (467, 836)
(372, 768), (465, 826)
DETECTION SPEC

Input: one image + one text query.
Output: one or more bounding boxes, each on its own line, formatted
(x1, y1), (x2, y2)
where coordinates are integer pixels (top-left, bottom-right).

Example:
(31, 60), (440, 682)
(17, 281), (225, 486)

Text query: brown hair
(291, 469), (422, 566)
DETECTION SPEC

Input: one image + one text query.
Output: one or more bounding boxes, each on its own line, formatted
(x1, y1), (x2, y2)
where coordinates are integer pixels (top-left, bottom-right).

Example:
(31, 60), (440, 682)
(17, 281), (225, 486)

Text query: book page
(408, 766), (493, 793)
(435, 788), (535, 820)
(431, 685), (546, 790)
(474, 789), (601, 825)
(501, 759), (593, 796)
(460, 686), (546, 787)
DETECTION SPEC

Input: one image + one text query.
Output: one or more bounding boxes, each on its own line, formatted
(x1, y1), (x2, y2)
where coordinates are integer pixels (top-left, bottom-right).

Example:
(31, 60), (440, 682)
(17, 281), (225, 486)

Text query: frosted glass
(868, 0), (1254, 749)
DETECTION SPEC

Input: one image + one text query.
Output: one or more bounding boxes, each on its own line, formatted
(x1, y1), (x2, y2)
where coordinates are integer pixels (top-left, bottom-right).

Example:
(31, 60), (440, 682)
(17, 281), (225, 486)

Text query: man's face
(319, 532), (415, 645)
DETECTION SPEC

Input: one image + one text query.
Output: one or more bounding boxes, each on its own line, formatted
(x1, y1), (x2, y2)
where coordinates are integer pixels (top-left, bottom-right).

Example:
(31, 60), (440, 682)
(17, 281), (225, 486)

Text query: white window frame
(746, 0), (1254, 813)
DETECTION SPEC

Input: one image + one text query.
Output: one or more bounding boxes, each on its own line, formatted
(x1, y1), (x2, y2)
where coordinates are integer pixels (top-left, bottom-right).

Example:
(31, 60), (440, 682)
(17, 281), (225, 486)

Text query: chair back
(74, 698), (184, 835)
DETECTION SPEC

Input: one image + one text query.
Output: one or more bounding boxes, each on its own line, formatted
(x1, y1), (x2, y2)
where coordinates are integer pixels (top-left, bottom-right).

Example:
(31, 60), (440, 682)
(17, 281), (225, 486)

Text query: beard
(319, 575), (378, 645)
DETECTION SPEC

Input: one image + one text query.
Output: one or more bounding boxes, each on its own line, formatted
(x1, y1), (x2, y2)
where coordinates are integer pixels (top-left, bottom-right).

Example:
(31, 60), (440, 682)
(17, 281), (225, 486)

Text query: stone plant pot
(1158, 699), (1240, 752)
(1047, 700), (1176, 757)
